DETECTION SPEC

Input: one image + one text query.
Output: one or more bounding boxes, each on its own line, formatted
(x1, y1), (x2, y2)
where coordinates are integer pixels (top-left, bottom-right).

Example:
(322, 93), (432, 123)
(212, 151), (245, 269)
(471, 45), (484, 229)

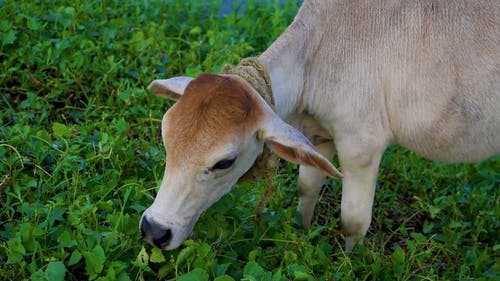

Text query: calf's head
(140, 73), (341, 249)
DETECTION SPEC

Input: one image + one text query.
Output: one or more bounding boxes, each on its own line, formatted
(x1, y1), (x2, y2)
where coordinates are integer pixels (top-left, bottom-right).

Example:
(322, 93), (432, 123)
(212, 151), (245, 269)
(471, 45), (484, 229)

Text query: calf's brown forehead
(163, 74), (264, 163)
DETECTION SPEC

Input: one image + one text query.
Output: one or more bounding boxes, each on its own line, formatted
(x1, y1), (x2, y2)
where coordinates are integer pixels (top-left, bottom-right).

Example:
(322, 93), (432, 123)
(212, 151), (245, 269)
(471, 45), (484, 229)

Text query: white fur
(143, 0), (500, 251)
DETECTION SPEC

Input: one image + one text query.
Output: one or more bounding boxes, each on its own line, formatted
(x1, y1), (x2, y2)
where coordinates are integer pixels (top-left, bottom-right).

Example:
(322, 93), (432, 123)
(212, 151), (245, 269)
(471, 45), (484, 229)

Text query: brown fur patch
(164, 74), (264, 166)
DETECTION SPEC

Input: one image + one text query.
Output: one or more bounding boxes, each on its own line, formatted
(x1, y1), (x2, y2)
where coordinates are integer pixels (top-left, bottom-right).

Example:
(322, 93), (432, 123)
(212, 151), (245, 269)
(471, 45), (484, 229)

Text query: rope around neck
(222, 58), (278, 223)
(221, 57), (278, 183)
(222, 57), (274, 110)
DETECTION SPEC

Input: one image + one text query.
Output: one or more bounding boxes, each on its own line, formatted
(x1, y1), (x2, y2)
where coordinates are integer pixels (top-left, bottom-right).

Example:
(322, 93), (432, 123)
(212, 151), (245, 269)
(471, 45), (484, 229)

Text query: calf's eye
(212, 157), (236, 170)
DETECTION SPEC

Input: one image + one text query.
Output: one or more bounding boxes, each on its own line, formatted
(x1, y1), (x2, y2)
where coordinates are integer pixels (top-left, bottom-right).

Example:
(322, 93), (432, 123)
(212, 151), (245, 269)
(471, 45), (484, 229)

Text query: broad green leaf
(45, 261), (66, 281)
(131, 30), (145, 41)
(0, 20), (12, 31)
(30, 270), (47, 281)
(410, 232), (427, 243)
(272, 268), (282, 281)
(178, 268), (209, 281)
(150, 247), (166, 263)
(248, 249), (260, 261)
(68, 250), (82, 266)
(158, 263), (175, 279)
(294, 272), (312, 281)
(57, 230), (77, 248)
(214, 275), (235, 281)
(288, 264), (313, 281)
(394, 246), (406, 262)
(243, 261), (264, 276)
(31, 226), (45, 237)
(392, 246), (406, 268)
(27, 18), (42, 30)
(6, 236), (25, 264)
(175, 245), (196, 267)
(213, 263), (231, 277)
(52, 122), (72, 139)
(243, 261), (271, 281)
(84, 245), (106, 279)
(1, 30), (16, 45)
(115, 118), (129, 134)
(134, 246), (149, 267)
(107, 261), (131, 281)
(450, 220), (463, 228)
(189, 26), (202, 36)
(64, 7), (75, 15)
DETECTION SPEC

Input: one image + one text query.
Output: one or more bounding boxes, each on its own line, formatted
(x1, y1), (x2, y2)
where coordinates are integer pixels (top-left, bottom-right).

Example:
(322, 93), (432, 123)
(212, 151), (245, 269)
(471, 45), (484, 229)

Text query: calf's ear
(259, 118), (343, 179)
(148, 77), (194, 101)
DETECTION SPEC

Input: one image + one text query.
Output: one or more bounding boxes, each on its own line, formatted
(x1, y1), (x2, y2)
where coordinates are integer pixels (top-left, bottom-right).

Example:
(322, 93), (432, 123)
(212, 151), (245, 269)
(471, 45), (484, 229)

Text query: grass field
(0, 0), (499, 280)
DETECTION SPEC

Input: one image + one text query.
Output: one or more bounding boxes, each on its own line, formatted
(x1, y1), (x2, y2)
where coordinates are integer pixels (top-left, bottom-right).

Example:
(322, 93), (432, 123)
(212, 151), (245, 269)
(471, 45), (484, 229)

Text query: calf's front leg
(297, 141), (335, 228)
(337, 140), (385, 251)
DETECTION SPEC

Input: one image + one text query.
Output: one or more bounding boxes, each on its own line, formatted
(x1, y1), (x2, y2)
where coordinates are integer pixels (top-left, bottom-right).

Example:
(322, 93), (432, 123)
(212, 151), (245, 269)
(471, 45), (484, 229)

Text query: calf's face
(140, 74), (342, 250)
(140, 74), (266, 249)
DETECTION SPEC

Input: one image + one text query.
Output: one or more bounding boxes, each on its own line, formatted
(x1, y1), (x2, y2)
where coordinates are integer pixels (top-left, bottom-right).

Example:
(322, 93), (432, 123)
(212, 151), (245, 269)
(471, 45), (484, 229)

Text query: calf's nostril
(140, 216), (173, 248)
(152, 228), (172, 249)
(140, 217), (150, 238)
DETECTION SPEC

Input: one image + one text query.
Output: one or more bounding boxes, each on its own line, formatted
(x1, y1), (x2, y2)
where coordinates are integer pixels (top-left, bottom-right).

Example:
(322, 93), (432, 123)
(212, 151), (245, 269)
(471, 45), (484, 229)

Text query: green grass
(0, 0), (498, 280)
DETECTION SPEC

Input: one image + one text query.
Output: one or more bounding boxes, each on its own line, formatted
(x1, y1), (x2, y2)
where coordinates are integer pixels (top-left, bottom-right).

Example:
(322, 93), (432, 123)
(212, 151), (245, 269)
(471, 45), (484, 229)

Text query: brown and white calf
(140, 0), (500, 250)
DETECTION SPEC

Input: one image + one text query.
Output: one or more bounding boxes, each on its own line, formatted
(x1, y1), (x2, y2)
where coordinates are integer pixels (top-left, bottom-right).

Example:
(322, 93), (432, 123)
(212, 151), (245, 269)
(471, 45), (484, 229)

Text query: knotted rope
(222, 57), (274, 107)
(222, 57), (278, 223)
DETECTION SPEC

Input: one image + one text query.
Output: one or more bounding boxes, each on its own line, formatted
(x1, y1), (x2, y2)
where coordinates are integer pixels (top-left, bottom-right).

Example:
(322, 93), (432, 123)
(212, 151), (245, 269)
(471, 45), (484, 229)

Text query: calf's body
(141, 0), (500, 250)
